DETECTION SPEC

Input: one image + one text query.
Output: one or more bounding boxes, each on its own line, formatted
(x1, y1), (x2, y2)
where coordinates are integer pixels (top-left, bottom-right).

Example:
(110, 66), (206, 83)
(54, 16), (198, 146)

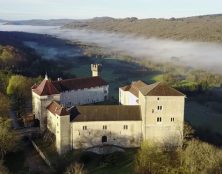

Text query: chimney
(91, 64), (102, 77)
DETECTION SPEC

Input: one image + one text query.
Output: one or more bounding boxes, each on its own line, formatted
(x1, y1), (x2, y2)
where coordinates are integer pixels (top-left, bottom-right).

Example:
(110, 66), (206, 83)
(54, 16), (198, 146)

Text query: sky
(0, 0), (222, 20)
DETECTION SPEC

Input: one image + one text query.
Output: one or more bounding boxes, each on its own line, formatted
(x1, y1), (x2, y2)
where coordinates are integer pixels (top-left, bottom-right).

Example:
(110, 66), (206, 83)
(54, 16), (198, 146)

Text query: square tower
(91, 64), (102, 77)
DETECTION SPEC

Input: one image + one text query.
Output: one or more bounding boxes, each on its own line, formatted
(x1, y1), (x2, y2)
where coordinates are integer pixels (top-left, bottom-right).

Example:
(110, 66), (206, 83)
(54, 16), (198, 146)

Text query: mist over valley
(1, 24), (222, 74)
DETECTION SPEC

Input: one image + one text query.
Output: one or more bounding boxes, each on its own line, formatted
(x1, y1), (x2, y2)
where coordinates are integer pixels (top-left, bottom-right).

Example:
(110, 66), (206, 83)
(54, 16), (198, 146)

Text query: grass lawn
(151, 74), (164, 82)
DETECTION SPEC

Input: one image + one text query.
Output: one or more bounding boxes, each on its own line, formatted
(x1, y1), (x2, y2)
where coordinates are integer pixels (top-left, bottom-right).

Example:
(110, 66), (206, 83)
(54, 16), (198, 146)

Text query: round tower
(91, 64), (102, 77)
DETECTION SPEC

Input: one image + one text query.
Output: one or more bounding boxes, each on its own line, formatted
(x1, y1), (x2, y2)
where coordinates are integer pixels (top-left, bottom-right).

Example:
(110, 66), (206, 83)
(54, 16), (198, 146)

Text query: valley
(1, 31), (221, 137)
(0, 28), (222, 174)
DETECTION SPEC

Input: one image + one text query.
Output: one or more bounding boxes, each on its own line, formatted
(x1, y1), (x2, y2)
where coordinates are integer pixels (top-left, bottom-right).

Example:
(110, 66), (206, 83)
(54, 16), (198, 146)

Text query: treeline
(135, 123), (222, 174)
(135, 139), (222, 174)
(0, 39), (72, 172)
(0, 86), (20, 174)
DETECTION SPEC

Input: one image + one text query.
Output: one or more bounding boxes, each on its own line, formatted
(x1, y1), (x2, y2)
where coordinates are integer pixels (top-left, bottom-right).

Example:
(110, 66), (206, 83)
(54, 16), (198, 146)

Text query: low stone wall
(86, 145), (125, 154)
(31, 139), (53, 169)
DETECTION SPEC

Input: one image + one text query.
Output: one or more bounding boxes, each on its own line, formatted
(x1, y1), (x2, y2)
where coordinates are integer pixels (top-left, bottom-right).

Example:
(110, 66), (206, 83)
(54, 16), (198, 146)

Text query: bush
(64, 162), (87, 174)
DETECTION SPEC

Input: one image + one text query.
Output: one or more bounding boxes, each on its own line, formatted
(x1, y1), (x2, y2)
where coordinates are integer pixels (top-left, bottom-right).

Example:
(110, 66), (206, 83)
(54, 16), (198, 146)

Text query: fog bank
(1, 24), (222, 74)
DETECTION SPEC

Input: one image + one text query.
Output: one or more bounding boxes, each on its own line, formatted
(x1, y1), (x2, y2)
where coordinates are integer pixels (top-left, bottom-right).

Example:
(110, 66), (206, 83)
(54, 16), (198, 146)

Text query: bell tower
(91, 64), (102, 77)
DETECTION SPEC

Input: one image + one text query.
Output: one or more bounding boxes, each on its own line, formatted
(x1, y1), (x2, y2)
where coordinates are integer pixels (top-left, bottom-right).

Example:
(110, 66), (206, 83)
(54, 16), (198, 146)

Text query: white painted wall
(60, 85), (109, 107)
(32, 91), (60, 130)
(47, 111), (57, 134)
(70, 121), (142, 149)
(119, 89), (139, 105)
(139, 94), (185, 145)
(56, 114), (70, 154)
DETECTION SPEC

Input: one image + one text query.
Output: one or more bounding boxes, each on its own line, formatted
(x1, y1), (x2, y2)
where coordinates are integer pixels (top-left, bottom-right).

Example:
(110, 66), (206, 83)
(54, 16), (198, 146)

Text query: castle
(32, 64), (185, 154)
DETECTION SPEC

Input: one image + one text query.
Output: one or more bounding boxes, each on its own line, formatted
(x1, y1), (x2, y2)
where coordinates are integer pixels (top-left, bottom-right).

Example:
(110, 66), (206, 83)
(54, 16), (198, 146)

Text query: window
(102, 136), (107, 143)
(123, 125), (128, 130)
(157, 117), (162, 122)
(157, 97), (160, 100)
(157, 106), (163, 110)
(103, 125), (107, 130)
(83, 126), (87, 130)
(171, 117), (175, 122)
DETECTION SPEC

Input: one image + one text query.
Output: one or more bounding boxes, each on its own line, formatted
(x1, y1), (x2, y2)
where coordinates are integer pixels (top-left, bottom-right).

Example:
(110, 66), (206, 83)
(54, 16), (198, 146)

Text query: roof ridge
(52, 76), (100, 83)
(140, 82), (185, 96)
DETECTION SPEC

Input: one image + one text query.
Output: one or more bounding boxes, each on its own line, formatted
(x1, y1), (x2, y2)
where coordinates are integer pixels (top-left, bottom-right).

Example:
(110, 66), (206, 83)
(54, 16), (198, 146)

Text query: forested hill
(0, 45), (27, 65)
(64, 14), (222, 42)
(4, 19), (77, 26)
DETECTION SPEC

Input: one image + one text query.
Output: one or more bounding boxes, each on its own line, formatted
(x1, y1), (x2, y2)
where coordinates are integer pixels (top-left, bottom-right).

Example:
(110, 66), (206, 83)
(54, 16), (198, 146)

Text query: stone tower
(138, 82), (185, 146)
(31, 74), (60, 130)
(91, 64), (102, 77)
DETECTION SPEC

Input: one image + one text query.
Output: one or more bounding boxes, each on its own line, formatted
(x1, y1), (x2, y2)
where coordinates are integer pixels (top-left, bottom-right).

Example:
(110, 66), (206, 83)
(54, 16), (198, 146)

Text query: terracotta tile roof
(70, 105), (141, 122)
(52, 76), (108, 92)
(33, 76), (108, 96)
(120, 80), (147, 97)
(47, 101), (69, 116)
(32, 79), (60, 96)
(31, 83), (38, 89)
(140, 82), (185, 96)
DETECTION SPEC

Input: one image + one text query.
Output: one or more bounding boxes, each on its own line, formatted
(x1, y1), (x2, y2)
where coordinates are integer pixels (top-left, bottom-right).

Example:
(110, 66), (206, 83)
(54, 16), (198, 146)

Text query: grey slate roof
(69, 105), (142, 122)
(140, 82), (185, 96)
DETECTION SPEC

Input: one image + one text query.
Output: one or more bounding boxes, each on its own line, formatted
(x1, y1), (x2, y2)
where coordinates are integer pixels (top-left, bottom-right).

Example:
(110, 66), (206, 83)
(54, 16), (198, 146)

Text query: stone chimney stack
(91, 64), (102, 77)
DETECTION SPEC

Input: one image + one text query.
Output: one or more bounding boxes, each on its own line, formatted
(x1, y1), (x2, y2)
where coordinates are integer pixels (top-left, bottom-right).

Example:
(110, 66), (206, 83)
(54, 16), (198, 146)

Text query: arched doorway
(102, 136), (107, 143)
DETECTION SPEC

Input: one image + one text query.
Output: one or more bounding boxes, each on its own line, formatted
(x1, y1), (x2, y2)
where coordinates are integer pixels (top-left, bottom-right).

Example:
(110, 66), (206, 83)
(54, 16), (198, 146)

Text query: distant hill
(64, 14), (222, 42)
(0, 19), (8, 23)
(4, 19), (78, 26)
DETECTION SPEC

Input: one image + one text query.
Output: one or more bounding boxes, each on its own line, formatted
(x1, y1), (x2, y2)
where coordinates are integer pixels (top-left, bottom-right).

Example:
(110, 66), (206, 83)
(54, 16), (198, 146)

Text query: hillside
(0, 45), (27, 65)
(64, 14), (222, 42)
(4, 19), (77, 26)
